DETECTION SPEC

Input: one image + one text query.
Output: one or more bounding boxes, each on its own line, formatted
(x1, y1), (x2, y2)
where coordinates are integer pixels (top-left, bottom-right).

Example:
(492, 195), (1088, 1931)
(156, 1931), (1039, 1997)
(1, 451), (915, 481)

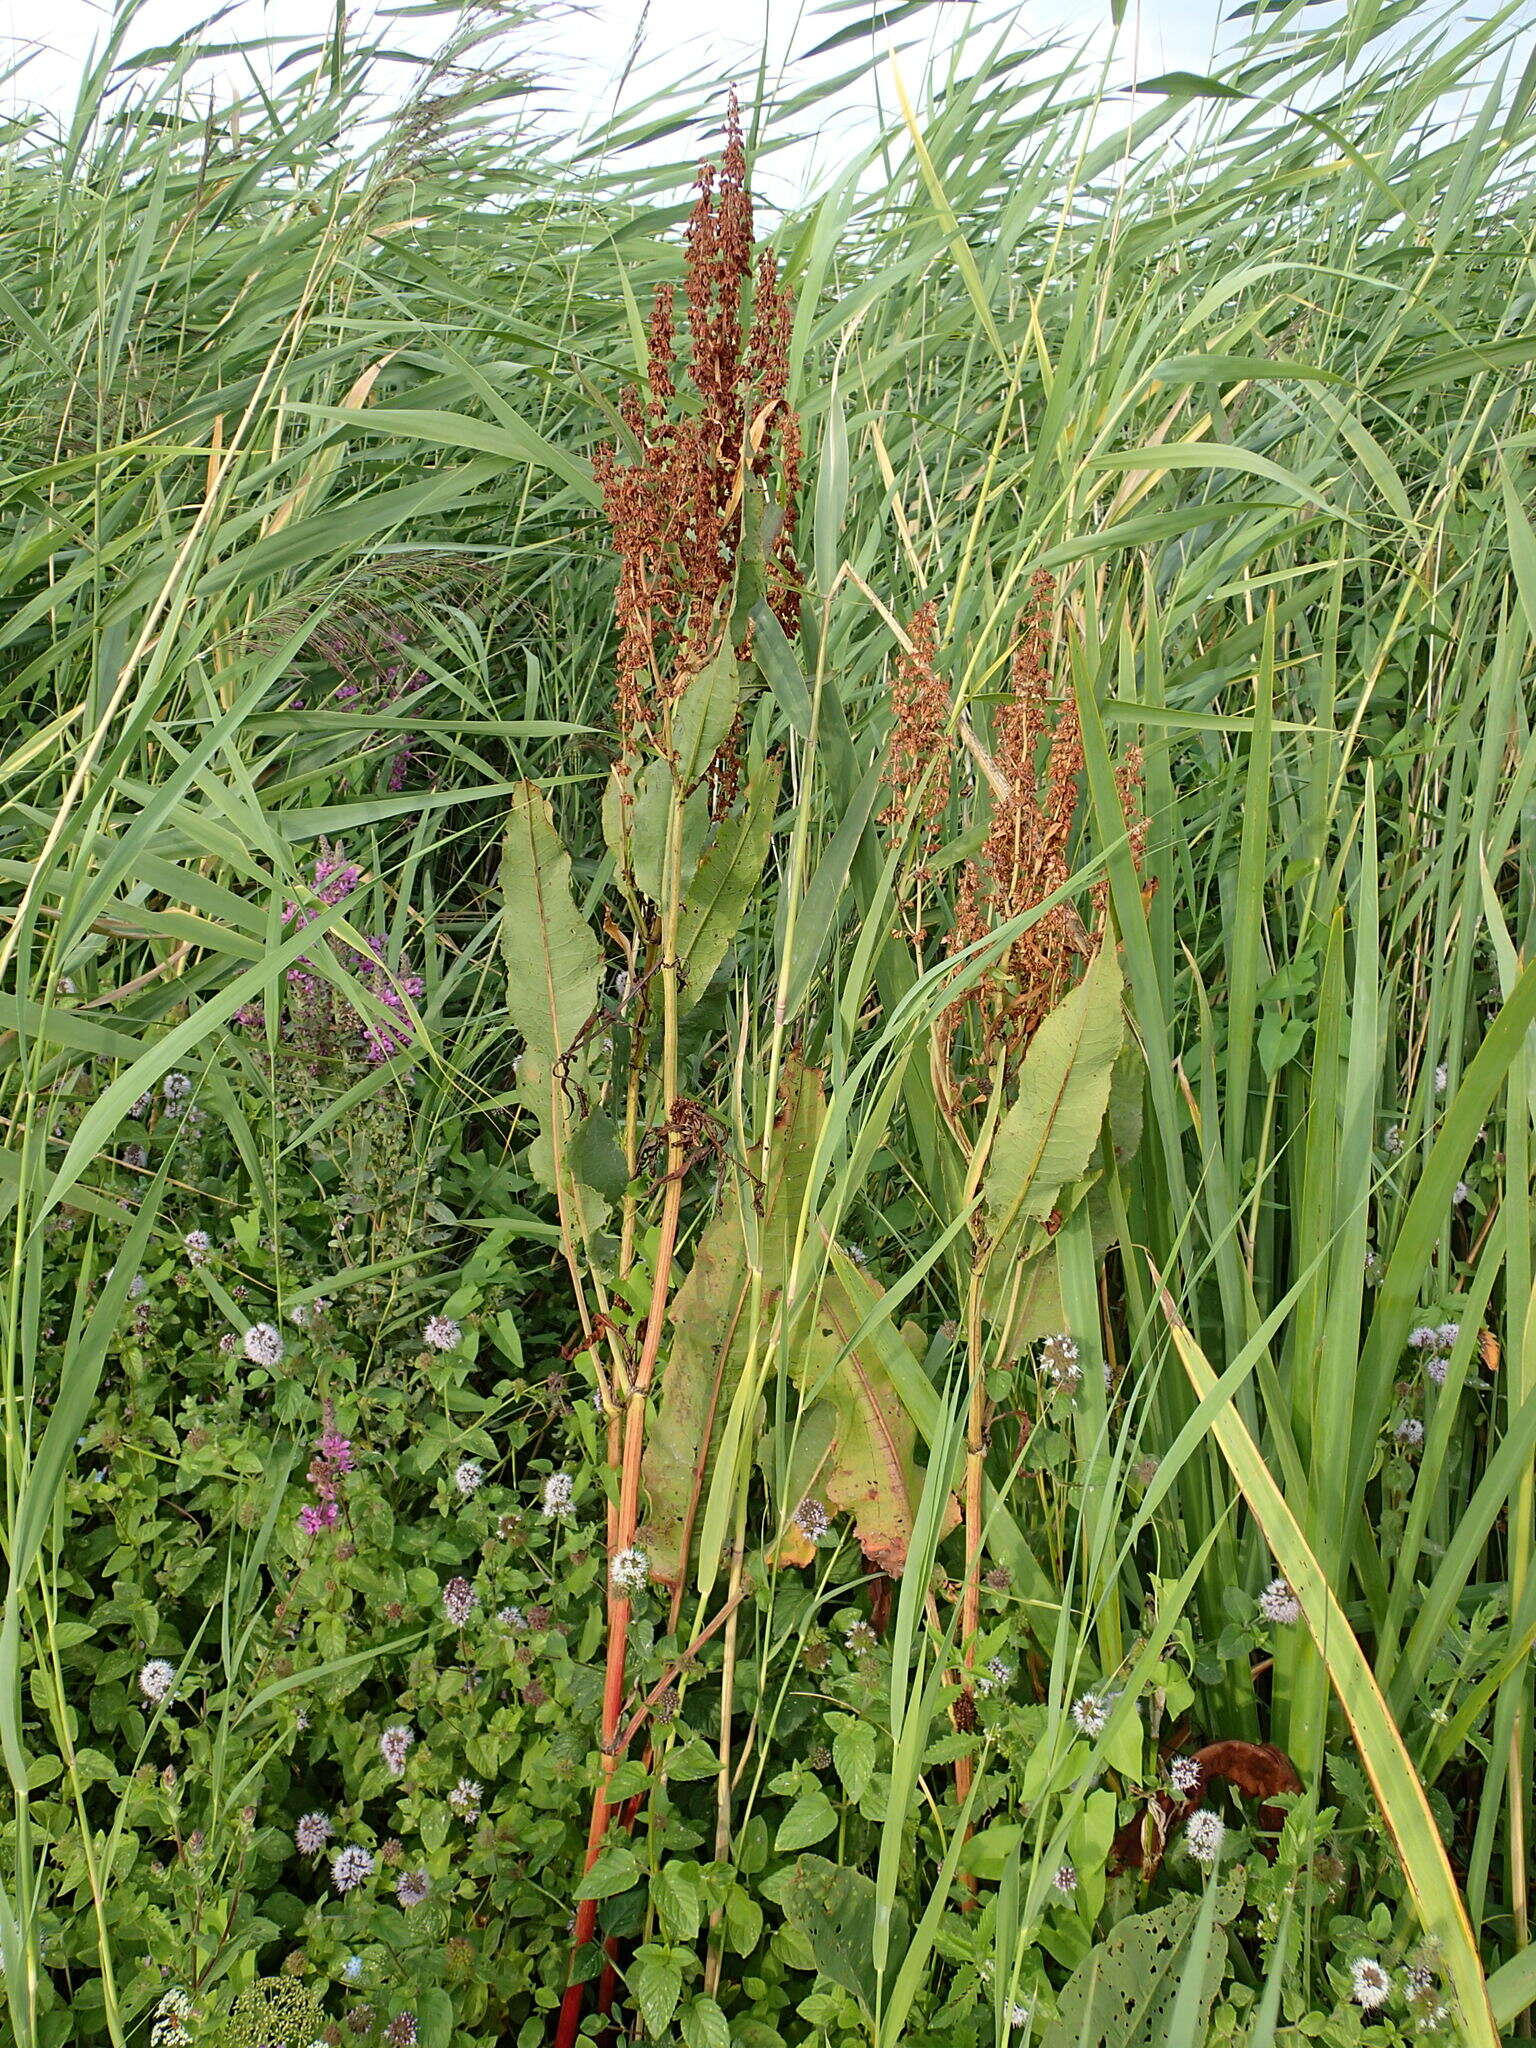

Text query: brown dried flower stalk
(950, 572), (1144, 1065)
(881, 601), (951, 864)
(593, 93), (801, 758)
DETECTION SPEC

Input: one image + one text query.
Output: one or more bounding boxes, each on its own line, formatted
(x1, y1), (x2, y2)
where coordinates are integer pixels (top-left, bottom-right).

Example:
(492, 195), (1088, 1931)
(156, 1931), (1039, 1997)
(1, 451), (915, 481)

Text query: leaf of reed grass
(1154, 1268), (1500, 2048)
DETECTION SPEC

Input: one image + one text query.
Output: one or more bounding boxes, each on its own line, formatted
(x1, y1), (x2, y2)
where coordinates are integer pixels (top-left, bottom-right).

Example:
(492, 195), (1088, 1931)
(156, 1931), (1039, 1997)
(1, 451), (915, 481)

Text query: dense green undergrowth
(4, 1), (1536, 2043)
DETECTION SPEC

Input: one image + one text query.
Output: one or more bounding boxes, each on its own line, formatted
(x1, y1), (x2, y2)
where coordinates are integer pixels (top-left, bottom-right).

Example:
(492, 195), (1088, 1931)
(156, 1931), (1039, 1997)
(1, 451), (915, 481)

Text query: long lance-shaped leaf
(500, 780), (601, 1066)
(984, 942), (1125, 1244)
(675, 760), (782, 1013)
(1152, 1265), (1500, 2048)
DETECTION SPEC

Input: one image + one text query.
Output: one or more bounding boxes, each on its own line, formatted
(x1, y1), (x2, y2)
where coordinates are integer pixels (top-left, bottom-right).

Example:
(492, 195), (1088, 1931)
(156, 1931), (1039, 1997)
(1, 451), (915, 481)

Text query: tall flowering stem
(555, 96), (800, 2048)
(879, 578), (1146, 1815)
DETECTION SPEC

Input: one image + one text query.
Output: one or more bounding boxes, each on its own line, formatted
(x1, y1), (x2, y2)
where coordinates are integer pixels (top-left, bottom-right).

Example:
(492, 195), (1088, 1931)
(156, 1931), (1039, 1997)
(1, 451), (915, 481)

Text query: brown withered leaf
(1110, 1739), (1302, 1881)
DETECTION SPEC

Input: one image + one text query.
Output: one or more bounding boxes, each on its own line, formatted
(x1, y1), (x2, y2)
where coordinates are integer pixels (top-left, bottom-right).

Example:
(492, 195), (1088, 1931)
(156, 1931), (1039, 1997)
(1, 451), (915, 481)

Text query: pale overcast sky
(2, 0), (1235, 187)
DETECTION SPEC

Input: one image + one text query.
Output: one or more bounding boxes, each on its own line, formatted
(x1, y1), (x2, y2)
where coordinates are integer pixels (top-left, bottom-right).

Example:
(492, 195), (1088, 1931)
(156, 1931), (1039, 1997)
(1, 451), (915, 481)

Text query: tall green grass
(4, 0), (1536, 2037)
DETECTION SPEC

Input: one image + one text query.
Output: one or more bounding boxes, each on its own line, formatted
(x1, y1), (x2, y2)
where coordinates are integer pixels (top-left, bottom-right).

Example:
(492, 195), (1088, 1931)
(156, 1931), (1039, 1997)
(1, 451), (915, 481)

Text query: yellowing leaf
(985, 944), (1125, 1242)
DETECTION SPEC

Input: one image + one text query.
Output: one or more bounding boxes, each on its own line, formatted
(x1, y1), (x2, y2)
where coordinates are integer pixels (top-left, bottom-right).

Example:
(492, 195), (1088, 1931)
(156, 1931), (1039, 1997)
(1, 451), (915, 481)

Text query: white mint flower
(610, 1546), (649, 1593)
(1070, 1690), (1109, 1738)
(138, 1659), (176, 1704)
(424, 1315), (462, 1352)
(448, 1776), (482, 1819)
(243, 1322), (284, 1367)
(1168, 1754), (1201, 1796)
(540, 1472), (574, 1520)
(1184, 1810), (1225, 1864)
(975, 1656), (1013, 1697)
(1350, 1956), (1391, 2010)
(453, 1458), (484, 1496)
(330, 1845), (374, 1894)
(379, 1724), (414, 1776)
(1257, 1577), (1301, 1626)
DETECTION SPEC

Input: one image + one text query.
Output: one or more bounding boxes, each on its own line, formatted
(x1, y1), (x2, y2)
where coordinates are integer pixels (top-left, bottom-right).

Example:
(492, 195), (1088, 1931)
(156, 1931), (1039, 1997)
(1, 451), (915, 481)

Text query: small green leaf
(680, 1993), (731, 2048)
(654, 1861), (703, 1941)
(831, 1717), (877, 1804)
(574, 1842), (641, 1901)
(775, 1789), (838, 1851)
(629, 1948), (683, 2038)
(415, 1989), (455, 2048)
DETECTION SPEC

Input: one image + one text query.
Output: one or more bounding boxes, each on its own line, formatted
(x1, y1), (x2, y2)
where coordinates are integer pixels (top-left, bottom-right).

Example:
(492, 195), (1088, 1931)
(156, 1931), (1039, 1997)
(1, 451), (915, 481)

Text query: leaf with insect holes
(500, 779), (600, 1065)
(1039, 1895), (1228, 2048)
(985, 944), (1125, 1243)
(780, 1854), (910, 2014)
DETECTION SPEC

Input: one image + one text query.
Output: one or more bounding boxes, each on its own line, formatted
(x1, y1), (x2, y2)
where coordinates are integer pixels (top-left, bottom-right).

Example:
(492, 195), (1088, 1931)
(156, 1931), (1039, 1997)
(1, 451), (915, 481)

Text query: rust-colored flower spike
(882, 601), (951, 861)
(951, 572), (1115, 1064)
(593, 91), (802, 757)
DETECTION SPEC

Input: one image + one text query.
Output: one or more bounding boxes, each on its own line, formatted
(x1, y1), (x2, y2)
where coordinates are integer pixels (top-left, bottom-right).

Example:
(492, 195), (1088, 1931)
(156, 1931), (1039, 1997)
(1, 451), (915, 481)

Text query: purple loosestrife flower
(423, 1315), (461, 1353)
(318, 1429), (354, 1473)
(443, 1577), (478, 1626)
(379, 1725), (414, 1777)
(330, 1845), (374, 1894)
(295, 1812), (332, 1855)
(244, 1323), (284, 1367)
(299, 1501), (339, 1535)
